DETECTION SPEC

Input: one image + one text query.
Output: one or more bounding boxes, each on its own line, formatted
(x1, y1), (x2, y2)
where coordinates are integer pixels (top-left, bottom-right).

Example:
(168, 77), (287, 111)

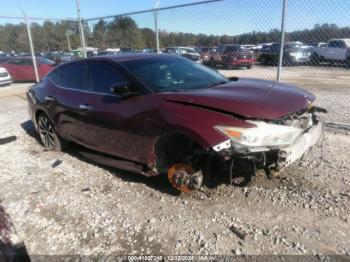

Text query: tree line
(1, 16), (350, 53)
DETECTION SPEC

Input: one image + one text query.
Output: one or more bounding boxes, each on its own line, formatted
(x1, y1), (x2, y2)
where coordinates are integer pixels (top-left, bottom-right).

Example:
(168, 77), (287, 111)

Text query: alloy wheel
(37, 114), (55, 150)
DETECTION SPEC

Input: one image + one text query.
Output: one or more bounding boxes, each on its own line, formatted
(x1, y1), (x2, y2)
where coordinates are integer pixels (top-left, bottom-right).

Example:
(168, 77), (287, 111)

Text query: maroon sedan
(27, 54), (325, 191)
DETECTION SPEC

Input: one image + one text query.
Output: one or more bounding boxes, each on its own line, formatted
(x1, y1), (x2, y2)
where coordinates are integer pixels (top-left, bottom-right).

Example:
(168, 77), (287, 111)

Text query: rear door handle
(79, 104), (92, 111)
(44, 96), (55, 102)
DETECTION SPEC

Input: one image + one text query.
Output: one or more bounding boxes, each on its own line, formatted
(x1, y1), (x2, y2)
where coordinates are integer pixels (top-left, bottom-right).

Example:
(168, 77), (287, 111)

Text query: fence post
(66, 31), (72, 51)
(76, 0), (87, 58)
(154, 9), (160, 53)
(277, 0), (288, 82)
(20, 10), (39, 83)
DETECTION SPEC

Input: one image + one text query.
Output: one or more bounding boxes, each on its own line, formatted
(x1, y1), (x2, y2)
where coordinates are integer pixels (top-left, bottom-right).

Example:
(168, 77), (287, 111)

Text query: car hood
(160, 77), (315, 120)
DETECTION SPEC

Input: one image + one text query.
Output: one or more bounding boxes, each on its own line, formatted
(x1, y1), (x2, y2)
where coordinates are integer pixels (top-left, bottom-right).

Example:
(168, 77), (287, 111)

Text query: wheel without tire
(37, 113), (64, 151)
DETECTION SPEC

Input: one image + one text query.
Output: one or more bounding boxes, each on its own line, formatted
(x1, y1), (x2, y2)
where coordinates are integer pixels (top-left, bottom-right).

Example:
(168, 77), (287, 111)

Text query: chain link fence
(0, 16), (81, 82)
(0, 0), (349, 133)
(0, 0), (349, 87)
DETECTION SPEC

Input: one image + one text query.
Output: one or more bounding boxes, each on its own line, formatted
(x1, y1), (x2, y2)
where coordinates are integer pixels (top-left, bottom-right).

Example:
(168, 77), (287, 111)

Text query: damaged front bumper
(277, 121), (322, 168)
(212, 119), (323, 171)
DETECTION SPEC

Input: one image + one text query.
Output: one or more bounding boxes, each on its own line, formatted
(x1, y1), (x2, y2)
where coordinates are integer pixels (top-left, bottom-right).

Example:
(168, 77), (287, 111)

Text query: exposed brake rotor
(168, 163), (200, 192)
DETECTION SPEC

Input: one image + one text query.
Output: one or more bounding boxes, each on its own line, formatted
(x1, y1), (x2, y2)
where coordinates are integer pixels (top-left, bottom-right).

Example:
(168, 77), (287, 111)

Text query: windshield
(122, 57), (228, 93)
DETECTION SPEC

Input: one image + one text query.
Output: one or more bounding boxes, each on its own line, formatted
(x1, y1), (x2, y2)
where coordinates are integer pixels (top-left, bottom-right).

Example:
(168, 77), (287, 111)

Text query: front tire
(37, 113), (64, 151)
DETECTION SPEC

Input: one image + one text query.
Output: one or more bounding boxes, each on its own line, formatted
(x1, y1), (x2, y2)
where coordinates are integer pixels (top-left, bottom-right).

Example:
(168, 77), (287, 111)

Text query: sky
(1, 0), (349, 35)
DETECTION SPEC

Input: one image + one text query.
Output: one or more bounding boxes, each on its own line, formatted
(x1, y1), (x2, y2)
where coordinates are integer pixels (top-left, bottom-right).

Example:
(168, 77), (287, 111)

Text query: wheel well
(35, 109), (45, 119)
(154, 133), (204, 174)
(34, 109), (46, 126)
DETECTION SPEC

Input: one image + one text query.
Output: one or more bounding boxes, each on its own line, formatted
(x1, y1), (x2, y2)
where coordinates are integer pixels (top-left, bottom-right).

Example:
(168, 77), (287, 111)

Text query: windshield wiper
(199, 81), (229, 89)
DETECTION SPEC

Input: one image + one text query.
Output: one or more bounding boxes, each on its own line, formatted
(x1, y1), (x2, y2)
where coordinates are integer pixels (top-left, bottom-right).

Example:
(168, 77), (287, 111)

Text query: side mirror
(110, 84), (138, 98)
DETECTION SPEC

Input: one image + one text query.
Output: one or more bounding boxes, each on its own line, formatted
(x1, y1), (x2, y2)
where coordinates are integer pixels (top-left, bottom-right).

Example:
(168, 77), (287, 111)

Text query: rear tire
(37, 113), (65, 151)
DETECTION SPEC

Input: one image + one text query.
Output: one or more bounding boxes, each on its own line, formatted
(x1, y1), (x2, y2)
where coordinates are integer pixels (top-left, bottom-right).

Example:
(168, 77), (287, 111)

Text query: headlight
(215, 121), (303, 148)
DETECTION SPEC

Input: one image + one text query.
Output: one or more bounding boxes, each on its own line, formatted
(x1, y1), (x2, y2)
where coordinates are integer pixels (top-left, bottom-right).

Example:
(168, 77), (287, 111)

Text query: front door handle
(44, 96), (55, 102)
(79, 104), (92, 111)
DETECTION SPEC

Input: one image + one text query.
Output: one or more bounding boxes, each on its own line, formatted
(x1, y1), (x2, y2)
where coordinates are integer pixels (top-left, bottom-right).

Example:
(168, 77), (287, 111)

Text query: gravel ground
(0, 66), (350, 257)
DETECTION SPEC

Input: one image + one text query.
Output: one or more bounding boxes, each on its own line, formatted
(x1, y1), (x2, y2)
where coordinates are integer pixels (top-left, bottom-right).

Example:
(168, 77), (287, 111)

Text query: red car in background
(0, 57), (55, 82)
(196, 46), (216, 64)
(209, 44), (256, 69)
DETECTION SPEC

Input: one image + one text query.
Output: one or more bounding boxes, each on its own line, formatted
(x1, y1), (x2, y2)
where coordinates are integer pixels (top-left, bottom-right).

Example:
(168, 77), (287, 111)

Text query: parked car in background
(0, 67), (12, 86)
(59, 52), (76, 63)
(196, 46), (216, 64)
(258, 43), (311, 65)
(141, 48), (157, 53)
(209, 44), (256, 69)
(119, 48), (134, 54)
(0, 57), (56, 81)
(310, 42), (327, 48)
(22, 52), (46, 57)
(46, 51), (76, 64)
(27, 53), (325, 191)
(97, 50), (119, 56)
(310, 39), (350, 65)
(164, 47), (202, 63)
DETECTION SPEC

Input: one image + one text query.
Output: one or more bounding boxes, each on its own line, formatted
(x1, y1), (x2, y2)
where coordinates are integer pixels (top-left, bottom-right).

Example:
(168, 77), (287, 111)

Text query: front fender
(145, 99), (253, 168)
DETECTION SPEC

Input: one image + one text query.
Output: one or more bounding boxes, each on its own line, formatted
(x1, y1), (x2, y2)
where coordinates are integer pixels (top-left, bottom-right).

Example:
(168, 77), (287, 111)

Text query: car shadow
(69, 146), (182, 196)
(20, 120), (41, 144)
(20, 120), (181, 196)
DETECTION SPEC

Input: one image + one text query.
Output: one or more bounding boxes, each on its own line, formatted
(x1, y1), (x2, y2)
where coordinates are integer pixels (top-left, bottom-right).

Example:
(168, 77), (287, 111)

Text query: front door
(78, 61), (145, 162)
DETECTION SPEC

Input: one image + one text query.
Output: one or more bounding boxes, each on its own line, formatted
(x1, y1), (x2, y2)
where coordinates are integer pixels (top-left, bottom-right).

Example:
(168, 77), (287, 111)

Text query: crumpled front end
(211, 106), (326, 184)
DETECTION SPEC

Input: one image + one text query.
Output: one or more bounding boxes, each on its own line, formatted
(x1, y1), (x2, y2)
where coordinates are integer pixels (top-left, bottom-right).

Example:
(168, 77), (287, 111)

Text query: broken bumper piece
(212, 121), (323, 169)
(277, 121), (322, 168)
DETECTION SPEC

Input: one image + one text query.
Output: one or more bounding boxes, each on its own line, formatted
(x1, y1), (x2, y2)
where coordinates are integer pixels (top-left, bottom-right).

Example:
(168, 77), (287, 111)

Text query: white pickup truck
(310, 39), (350, 64)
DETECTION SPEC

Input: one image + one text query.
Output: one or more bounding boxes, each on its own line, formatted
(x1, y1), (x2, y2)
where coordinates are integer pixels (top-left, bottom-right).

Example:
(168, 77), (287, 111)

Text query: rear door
(77, 61), (145, 161)
(44, 61), (87, 143)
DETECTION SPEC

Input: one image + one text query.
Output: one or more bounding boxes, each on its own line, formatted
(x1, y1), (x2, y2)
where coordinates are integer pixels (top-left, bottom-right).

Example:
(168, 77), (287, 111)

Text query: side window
(87, 62), (130, 95)
(328, 41), (337, 48)
(58, 63), (84, 90)
(338, 41), (346, 49)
